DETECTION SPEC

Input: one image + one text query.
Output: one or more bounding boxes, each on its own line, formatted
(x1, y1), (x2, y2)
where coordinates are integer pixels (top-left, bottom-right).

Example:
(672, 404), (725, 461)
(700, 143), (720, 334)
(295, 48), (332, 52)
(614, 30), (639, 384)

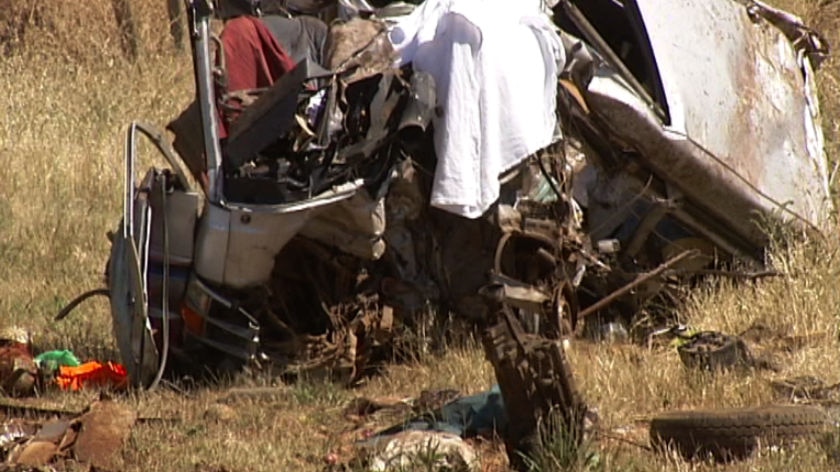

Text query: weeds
(518, 411), (599, 472)
(290, 376), (351, 408)
(820, 430), (840, 465)
(391, 439), (475, 472)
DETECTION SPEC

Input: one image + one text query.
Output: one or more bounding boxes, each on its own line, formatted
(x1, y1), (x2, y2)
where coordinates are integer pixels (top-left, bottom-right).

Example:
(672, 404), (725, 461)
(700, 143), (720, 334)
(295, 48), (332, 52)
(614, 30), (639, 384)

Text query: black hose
(54, 288), (110, 321)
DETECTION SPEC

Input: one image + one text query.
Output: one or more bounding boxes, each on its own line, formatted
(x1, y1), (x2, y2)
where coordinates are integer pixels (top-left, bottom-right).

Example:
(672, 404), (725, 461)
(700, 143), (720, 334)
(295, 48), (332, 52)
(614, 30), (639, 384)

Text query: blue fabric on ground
(374, 385), (508, 438)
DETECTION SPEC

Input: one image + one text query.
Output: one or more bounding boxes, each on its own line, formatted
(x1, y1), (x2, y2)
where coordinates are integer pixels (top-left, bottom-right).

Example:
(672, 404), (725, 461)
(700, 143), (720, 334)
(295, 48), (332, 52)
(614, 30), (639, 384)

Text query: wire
(682, 135), (824, 235)
(536, 152), (566, 204)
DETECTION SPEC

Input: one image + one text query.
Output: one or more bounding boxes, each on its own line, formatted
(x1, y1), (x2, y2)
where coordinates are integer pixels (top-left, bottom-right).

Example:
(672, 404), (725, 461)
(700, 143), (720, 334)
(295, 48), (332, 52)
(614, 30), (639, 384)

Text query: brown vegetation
(0, 0), (837, 470)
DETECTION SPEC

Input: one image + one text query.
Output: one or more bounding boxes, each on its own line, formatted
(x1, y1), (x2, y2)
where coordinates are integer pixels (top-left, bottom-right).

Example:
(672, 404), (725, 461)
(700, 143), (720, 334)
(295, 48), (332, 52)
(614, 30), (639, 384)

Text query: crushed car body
(105, 0), (832, 388)
(564, 0), (831, 259)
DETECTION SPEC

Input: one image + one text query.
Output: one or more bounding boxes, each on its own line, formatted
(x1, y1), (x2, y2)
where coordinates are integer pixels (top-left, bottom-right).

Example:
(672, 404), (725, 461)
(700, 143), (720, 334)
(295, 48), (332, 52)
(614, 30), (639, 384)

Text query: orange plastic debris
(56, 361), (128, 391)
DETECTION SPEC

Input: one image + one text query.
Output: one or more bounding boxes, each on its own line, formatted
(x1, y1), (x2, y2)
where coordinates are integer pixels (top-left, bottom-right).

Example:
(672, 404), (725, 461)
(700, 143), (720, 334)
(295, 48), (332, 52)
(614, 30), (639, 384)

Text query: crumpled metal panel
(613, 0), (833, 243)
(108, 229), (158, 388)
(299, 189), (387, 260)
(193, 180), (363, 288)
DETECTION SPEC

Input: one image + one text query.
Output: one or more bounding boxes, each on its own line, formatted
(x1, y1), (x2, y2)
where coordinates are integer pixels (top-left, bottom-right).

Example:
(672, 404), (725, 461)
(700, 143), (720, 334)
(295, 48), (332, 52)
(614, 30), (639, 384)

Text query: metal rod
(189, 1), (223, 202)
(623, 202), (668, 259)
(149, 176), (171, 390)
(124, 123), (137, 239)
(671, 269), (781, 280)
(579, 250), (694, 319)
(131, 121), (197, 193)
(669, 207), (758, 261)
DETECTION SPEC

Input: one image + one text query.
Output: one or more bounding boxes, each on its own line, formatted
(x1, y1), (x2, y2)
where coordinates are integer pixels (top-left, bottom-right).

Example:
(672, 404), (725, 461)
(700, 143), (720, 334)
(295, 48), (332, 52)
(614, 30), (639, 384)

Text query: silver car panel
(194, 180), (364, 288)
(585, 0), (832, 251)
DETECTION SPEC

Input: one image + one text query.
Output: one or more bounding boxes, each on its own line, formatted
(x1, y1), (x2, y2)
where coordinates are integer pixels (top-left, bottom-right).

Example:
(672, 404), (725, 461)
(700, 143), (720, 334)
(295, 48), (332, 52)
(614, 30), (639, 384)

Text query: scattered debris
(0, 332), (127, 396)
(677, 331), (779, 372)
(413, 390), (463, 415)
(677, 331), (753, 371)
(373, 387), (507, 439)
(34, 350), (81, 377)
(0, 397), (81, 419)
(343, 396), (411, 419)
(12, 440), (58, 467)
(0, 421), (36, 453)
(0, 329), (37, 398)
(55, 361), (128, 392)
(33, 420), (72, 444)
(770, 376), (840, 403)
(0, 398), (136, 470)
(71, 398), (137, 470)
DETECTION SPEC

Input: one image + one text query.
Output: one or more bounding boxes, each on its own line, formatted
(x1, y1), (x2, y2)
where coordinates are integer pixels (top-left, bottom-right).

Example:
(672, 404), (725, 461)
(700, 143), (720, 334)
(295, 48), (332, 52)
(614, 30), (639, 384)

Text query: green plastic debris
(35, 350), (81, 375)
(669, 328), (700, 348)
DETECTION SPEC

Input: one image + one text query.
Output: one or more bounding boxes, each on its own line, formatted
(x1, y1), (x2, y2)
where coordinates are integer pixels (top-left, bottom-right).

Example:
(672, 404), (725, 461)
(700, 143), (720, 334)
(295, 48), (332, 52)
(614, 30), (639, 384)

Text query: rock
(73, 399), (137, 470)
(12, 440), (58, 467)
(367, 431), (479, 472)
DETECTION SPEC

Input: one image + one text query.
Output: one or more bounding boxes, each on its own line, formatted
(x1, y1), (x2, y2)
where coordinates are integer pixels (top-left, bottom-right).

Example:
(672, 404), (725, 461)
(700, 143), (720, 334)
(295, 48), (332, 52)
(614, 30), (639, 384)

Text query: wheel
(492, 232), (577, 339)
(650, 405), (827, 461)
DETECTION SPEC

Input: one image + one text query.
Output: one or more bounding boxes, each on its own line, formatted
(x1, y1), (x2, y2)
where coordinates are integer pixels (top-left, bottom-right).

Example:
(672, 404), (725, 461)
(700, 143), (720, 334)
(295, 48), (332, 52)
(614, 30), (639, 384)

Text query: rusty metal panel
(593, 0), (831, 249)
(637, 0), (830, 224)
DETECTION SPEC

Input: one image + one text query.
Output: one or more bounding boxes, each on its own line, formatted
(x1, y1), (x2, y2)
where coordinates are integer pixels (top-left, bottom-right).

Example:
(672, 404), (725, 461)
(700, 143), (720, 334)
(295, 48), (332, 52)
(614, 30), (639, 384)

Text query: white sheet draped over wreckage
(389, 0), (564, 218)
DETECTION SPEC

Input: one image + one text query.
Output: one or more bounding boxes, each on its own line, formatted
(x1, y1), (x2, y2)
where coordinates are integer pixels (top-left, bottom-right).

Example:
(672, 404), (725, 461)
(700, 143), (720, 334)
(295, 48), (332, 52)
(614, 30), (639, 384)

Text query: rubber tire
(650, 405), (827, 461)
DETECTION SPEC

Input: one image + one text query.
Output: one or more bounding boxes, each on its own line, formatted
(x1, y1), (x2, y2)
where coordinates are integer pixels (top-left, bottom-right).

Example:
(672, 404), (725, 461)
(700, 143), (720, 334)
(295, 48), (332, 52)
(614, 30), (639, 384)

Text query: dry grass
(570, 234), (840, 471)
(0, 0), (838, 471)
(0, 0), (193, 362)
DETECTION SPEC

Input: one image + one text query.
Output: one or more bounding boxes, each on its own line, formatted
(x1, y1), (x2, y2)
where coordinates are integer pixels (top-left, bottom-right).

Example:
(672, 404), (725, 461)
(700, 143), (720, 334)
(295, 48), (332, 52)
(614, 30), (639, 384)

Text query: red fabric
(56, 361), (128, 391)
(218, 16), (296, 138)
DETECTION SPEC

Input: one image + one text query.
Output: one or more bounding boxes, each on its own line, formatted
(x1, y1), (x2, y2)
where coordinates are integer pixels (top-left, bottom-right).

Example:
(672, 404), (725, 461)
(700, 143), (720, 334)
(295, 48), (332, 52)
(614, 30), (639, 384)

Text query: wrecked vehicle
(101, 0), (831, 394)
